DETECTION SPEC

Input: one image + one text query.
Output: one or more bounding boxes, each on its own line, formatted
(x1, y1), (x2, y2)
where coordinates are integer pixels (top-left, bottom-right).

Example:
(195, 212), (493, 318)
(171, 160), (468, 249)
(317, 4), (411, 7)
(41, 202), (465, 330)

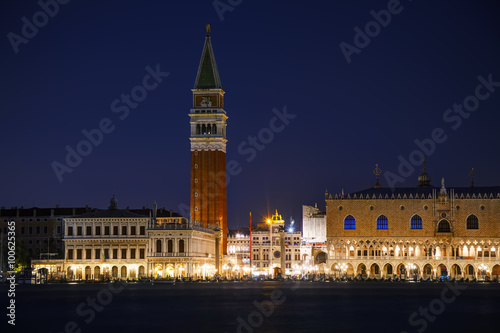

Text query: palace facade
(325, 166), (500, 280)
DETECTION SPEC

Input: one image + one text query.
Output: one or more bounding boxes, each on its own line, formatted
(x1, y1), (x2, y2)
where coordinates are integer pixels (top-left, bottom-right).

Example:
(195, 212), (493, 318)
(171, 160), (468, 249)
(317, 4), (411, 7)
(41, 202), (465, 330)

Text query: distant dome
(418, 172), (431, 186)
(417, 158), (431, 187)
(109, 194), (118, 209)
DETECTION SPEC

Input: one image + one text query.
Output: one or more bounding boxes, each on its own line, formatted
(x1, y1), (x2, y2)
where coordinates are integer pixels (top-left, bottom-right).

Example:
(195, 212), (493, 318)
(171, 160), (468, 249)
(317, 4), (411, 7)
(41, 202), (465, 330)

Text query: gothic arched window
(344, 215), (356, 230)
(437, 220), (451, 232)
(376, 215), (388, 230)
(411, 215), (423, 229)
(466, 215), (479, 229)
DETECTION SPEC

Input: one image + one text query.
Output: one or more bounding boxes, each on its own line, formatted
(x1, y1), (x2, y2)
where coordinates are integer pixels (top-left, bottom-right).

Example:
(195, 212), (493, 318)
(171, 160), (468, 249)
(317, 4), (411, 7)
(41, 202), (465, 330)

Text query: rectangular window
(140, 226), (145, 235)
(140, 249), (145, 259)
(86, 249), (92, 259)
(130, 249), (136, 259)
(76, 249), (82, 259)
(36, 226), (40, 234)
(86, 226), (92, 235)
(67, 249), (74, 259)
(21, 227), (25, 234)
(43, 226), (48, 234)
(105, 226), (110, 235)
(104, 249), (109, 259)
(121, 226), (127, 235)
(113, 249), (118, 259)
(95, 249), (101, 260)
(121, 249), (127, 259)
(56, 226), (61, 234)
(29, 227), (33, 235)
(113, 226), (119, 235)
(77, 227), (82, 235)
(130, 226), (136, 235)
(95, 226), (101, 235)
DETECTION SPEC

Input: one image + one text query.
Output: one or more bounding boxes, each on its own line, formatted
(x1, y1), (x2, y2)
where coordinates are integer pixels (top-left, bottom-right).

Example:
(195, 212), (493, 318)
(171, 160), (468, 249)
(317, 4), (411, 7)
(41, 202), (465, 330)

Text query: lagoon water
(2, 281), (499, 332)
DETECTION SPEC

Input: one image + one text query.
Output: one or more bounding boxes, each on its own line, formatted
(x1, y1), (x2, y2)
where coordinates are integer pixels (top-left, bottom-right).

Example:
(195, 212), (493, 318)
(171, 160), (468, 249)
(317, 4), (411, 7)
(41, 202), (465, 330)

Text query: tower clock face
(274, 251), (281, 259)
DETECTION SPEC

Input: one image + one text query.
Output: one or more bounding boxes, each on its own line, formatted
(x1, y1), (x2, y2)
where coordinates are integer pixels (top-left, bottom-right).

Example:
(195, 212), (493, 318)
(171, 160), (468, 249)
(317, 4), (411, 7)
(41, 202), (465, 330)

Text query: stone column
(214, 227), (222, 276)
(280, 231), (286, 277)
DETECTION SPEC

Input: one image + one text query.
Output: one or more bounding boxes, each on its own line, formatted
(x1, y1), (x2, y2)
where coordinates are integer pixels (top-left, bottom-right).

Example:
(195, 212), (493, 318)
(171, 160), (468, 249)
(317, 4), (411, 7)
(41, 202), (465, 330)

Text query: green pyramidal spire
(194, 25), (222, 89)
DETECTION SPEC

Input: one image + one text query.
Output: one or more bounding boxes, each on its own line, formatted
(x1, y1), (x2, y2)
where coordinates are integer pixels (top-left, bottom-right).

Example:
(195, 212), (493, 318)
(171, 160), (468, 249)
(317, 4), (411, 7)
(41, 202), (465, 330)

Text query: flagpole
(249, 212), (252, 277)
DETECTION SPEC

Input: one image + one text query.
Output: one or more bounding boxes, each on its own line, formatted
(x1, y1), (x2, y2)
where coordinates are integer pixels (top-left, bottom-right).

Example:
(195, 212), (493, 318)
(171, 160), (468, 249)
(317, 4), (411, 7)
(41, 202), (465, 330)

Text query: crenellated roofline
(325, 186), (500, 200)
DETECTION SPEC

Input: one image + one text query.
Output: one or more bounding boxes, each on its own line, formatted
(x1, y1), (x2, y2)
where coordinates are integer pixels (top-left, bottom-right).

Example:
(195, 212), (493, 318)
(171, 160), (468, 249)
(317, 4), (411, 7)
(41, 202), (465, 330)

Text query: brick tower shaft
(189, 27), (228, 254)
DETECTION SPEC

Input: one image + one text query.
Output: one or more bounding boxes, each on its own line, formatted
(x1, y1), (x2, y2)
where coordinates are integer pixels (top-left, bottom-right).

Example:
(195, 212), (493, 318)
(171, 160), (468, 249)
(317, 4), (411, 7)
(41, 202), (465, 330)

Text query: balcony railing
(147, 223), (214, 233)
(148, 252), (211, 258)
(328, 254), (498, 261)
(64, 235), (148, 239)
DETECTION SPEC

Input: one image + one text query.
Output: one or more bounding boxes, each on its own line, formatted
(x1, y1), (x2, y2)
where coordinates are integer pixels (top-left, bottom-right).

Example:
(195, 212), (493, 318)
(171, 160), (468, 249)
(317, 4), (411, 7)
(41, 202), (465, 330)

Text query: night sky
(1, 0), (500, 229)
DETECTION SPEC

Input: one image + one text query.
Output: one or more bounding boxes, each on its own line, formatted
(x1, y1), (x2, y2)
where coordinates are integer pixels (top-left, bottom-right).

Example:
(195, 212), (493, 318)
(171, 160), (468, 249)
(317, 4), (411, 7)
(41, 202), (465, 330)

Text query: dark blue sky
(1, 0), (500, 229)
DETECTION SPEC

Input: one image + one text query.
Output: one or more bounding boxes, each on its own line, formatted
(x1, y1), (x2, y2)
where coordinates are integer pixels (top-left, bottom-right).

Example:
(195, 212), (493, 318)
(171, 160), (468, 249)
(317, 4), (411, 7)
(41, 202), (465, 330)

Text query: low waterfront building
(0, 205), (93, 267)
(147, 217), (216, 279)
(61, 196), (149, 280)
(33, 196), (218, 280)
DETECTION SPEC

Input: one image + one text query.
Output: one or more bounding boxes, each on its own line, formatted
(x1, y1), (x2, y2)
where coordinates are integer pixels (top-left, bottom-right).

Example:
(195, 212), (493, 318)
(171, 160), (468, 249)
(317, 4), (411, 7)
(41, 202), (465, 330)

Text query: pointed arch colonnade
(327, 238), (500, 280)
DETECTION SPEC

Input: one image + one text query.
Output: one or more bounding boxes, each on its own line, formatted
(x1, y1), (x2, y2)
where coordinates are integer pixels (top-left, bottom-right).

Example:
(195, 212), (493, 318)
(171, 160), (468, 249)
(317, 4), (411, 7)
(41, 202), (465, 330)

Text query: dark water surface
(1, 281), (499, 332)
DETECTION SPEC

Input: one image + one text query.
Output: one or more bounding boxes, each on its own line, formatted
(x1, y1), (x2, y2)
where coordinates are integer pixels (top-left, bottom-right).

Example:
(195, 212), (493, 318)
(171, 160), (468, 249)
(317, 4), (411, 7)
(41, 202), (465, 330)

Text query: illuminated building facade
(301, 204), (328, 273)
(60, 196), (149, 280)
(33, 196), (218, 279)
(226, 230), (250, 276)
(250, 211), (302, 276)
(190, 26), (228, 254)
(325, 165), (500, 280)
(148, 214), (216, 279)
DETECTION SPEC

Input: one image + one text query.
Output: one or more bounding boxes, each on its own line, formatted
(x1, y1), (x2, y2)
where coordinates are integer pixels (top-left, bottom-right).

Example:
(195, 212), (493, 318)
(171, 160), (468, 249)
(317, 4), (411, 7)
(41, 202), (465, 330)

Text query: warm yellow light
(266, 219), (271, 223)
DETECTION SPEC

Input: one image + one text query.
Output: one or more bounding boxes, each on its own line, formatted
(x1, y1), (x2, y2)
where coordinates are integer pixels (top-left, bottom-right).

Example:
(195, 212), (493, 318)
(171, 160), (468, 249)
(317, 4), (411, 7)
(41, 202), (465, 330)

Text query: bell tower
(190, 25), (228, 254)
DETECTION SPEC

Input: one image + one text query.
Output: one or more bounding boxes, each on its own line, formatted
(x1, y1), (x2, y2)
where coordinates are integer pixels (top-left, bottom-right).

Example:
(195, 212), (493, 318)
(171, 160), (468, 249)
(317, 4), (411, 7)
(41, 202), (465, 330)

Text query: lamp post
(407, 263), (416, 281)
(479, 264), (487, 281)
(335, 263), (347, 279)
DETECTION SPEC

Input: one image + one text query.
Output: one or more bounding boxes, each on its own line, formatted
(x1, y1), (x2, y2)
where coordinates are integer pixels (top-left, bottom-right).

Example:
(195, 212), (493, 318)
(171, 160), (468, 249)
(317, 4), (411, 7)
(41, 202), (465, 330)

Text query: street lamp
(335, 263), (347, 278)
(407, 263), (416, 281)
(479, 264), (487, 280)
